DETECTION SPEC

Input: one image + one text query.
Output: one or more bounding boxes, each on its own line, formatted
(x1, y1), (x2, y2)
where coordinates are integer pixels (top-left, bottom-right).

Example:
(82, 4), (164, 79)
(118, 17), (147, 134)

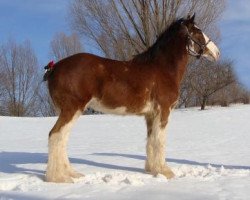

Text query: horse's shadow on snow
(1, 151), (250, 179)
(92, 153), (250, 170)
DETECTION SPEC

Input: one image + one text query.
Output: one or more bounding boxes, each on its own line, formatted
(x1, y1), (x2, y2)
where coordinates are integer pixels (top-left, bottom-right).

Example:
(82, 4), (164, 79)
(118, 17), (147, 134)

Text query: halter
(186, 28), (211, 59)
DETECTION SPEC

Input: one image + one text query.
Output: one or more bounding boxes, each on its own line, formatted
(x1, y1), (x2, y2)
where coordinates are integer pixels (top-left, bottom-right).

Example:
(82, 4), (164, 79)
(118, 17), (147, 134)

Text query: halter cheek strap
(184, 25), (211, 59)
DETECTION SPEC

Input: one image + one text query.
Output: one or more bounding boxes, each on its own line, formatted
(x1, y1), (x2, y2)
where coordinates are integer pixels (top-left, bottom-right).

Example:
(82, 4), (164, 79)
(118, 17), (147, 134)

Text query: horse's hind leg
(46, 106), (82, 183)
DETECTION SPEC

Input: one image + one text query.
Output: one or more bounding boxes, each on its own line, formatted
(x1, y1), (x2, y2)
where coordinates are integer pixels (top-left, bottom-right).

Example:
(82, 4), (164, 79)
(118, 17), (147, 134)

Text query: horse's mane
(133, 18), (184, 63)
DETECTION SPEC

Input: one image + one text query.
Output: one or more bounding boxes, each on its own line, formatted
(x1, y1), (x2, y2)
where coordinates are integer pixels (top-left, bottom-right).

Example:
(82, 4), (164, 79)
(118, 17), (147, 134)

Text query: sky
(0, 0), (249, 89)
(220, 0), (250, 89)
(0, 0), (72, 64)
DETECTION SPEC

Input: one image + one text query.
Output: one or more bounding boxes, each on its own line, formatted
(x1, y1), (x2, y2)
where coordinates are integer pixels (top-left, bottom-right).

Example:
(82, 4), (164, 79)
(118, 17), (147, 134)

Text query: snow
(0, 105), (250, 199)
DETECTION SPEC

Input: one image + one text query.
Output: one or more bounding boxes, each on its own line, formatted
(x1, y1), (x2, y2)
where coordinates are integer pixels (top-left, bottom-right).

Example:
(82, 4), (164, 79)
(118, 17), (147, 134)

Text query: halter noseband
(186, 27), (211, 59)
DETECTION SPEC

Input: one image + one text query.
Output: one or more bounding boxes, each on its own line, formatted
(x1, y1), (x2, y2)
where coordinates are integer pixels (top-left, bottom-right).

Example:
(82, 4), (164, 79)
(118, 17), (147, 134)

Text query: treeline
(0, 0), (249, 116)
(0, 34), (83, 117)
(178, 59), (249, 109)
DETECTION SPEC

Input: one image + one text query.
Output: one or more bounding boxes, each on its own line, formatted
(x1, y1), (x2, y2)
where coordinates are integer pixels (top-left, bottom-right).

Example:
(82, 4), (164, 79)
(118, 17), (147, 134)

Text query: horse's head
(181, 14), (220, 62)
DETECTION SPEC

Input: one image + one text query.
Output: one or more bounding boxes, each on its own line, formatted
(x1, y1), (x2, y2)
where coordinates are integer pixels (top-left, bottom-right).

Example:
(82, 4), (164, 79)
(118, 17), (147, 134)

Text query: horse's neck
(157, 35), (189, 86)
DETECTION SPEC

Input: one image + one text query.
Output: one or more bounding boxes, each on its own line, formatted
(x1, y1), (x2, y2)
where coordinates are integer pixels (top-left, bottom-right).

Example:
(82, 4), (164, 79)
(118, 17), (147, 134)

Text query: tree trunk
(201, 96), (208, 110)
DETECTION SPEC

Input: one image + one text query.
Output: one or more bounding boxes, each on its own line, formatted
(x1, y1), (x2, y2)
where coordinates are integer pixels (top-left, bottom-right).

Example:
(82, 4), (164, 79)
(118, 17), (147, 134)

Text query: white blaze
(202, 33), (220, 61)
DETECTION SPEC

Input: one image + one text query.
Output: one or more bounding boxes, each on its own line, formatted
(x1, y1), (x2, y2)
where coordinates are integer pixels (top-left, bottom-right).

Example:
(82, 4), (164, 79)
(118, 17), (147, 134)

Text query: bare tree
(50, 32), (83, 61)
(239, 87), (250, 104)
(0, 67), (7, 115)
(68, 0), (230, 110)
(209, 83), (250, 106)
(0, 40), (40, 116)
(37, 83), (58, 117)
(69, 0), (225, 60)
(178, 60), (197, 108)
(189, 60), (236, 110)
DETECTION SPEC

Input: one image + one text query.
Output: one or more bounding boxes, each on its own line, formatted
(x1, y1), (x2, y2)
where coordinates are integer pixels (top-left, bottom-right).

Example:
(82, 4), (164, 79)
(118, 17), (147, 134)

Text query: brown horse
(44, 14), (220, 183)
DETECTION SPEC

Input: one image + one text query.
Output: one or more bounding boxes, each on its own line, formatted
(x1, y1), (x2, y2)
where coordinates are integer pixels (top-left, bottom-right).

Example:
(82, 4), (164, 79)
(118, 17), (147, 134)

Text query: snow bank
(1, 105), (250, 199)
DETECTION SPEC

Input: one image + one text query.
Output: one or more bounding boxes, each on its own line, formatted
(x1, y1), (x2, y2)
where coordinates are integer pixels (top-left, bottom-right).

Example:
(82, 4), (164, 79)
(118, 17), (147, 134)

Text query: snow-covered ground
(0, 105), (250, 200)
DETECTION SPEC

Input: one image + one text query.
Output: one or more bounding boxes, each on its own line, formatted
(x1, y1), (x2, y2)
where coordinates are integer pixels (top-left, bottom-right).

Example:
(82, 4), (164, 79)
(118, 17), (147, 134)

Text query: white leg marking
(146, 107), (175, 178)
(46, 110), (82, 182)
(146, 114), (166, 173)
(141, 101), (154, 114)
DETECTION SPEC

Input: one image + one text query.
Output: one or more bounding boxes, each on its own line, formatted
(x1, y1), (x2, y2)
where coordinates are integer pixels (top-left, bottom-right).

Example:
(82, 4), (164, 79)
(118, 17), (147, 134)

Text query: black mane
(133, 18), (185, 63)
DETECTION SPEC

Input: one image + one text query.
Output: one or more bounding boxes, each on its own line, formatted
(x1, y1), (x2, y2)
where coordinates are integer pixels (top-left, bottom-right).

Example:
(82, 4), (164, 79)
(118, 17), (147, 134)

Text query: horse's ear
(186, 13), (195, 23)
(190, 13), (195, 22)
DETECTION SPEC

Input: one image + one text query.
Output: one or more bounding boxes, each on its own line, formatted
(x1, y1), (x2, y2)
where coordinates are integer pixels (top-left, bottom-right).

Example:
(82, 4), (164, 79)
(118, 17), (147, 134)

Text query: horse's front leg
(145, 111), (174, 179)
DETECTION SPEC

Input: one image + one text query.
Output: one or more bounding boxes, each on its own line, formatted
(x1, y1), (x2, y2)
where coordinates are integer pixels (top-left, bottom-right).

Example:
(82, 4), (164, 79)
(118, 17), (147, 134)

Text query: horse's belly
(87, 97), (153, 115)
(87, 97), (129, 115)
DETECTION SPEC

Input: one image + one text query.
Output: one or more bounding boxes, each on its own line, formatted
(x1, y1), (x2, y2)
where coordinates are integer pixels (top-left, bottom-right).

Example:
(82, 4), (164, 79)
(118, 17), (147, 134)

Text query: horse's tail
(43, 61), (55, 81)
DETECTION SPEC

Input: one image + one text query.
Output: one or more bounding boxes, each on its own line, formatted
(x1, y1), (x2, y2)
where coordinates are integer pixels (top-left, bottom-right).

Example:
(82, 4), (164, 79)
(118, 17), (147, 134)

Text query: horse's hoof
(45, 174), (74, 183)
(147, 165), (175, 179)
(70, 171), (85, 179)
(161, 166), (175, 179)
